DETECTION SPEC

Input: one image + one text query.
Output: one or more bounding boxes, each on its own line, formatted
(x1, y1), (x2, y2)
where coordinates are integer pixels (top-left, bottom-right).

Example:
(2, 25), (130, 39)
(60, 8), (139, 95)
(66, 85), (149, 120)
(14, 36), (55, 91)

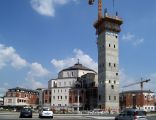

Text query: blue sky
(0, 0), (156, 96)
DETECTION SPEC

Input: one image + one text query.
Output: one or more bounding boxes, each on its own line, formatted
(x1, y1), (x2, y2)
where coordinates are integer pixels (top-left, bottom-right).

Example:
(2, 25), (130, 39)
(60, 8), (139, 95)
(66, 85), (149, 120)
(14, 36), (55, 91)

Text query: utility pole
(77, 89), (79, 113)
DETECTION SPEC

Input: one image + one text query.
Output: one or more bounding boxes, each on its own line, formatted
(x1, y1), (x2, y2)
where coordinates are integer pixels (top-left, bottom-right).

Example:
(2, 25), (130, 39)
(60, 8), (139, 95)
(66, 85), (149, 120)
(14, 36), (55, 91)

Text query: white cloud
(0, 43), (50, 90)
(25, 62), (50, 89)
(30, 0), (79, 17)
(0, 44), (27, 69)
(122, 32), (144, 46)
(51, 48), (98, 72)
(28, 62), (50, 78)
(25, 77), (46, 89)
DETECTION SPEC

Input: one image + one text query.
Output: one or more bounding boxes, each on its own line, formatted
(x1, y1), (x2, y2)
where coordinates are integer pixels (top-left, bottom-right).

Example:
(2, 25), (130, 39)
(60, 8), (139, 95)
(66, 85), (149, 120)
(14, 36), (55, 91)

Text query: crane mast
(98, 0), (102, 19)
(88, 0), (103, 20)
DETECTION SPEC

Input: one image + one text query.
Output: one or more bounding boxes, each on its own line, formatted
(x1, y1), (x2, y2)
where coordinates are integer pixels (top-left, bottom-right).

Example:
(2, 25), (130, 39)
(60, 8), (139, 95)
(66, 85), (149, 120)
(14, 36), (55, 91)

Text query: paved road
(0, 112), (114, 120)
(0, 112), (156, 120)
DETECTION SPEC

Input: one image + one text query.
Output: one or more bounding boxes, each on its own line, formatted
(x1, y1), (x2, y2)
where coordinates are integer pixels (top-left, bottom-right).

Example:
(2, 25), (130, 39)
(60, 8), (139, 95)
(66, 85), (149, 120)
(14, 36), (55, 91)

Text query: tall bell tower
(88, 0), (123, 112)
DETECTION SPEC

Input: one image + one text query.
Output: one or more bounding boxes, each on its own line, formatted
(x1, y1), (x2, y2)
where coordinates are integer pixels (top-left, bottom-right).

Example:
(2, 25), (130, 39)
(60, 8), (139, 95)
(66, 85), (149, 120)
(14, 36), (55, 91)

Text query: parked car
(115, 108), (147, 120)
(19, 107), (32, 118)
(39, 107), (53, 118)
(89, 109), (105, 115)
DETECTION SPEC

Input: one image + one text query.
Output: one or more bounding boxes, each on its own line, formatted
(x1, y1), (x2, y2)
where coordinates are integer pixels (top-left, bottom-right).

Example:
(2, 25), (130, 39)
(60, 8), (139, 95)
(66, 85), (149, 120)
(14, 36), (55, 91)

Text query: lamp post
(77, 89), (79, 113)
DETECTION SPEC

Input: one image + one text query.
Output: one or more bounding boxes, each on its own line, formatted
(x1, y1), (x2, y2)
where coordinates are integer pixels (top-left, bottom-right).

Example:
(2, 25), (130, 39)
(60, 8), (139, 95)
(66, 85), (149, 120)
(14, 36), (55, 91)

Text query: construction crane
(88, 0), (116, 19)
(122, 78), (151, 91)
(88, 0), (103, 20)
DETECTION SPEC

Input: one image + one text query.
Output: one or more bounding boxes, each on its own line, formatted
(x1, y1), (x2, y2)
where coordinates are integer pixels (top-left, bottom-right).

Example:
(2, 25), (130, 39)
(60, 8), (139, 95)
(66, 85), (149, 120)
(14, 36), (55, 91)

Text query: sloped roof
(8, 87), (39, 94)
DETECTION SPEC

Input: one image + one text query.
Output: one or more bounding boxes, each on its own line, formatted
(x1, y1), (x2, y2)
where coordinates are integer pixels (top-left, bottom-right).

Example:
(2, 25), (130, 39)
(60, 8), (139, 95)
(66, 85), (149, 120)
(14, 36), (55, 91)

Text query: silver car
(115, 108), (147, 120)
(39, 107), (53, 118)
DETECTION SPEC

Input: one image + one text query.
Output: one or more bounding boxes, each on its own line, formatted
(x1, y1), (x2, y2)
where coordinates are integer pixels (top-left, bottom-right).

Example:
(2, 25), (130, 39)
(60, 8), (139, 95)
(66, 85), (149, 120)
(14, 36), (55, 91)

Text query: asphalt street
(0, 112), (156, 120)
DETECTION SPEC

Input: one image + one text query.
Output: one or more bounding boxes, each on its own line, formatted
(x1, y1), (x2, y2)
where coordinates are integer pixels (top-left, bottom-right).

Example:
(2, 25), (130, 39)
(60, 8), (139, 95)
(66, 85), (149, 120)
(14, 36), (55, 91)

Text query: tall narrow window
(114, 96), (116, 100)
(109, 80), (111, 83)
(99, 95), (101, 101)
(109, 44), (111, 47)
(114, 44), (116, 48)
(72, 72), (74, 76)
(109, 63), (111, 67)
(114, 80), (116, 84)
(111, 85), (114, 89)
(109, 96), (111, 100)
(114, 63), (116, 67)
(65, 96), (67, 100)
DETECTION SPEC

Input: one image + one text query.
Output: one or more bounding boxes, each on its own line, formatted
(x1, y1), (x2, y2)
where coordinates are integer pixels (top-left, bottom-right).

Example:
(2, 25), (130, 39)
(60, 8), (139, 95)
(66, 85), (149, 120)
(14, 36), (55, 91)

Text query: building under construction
(120, 90), (155, 112)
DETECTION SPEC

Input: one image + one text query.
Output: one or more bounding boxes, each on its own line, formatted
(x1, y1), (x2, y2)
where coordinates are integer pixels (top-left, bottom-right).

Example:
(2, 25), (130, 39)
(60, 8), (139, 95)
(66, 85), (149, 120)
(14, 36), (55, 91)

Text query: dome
(58, 62), (96, 79)
(60, 63), (96, 73)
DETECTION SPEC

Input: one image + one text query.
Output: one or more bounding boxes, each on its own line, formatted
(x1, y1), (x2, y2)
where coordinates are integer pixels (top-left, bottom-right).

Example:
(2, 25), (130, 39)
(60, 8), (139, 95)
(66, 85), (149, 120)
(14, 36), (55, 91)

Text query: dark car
(115, 108), (147, 120)
(19, 107), (32, 118)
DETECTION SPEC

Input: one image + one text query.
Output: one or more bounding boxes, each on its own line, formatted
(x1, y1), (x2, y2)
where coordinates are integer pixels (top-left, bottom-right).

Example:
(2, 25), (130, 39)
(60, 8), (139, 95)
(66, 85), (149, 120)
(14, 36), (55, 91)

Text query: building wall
(58, 69), (95, 79)
(51, 88), (70, 108)
(98, 31), (120, 112)
(4, 88), (39, 107)
(120, 91), (155, 112)
(47, 64), (97, 111)
(49, 78), (77, 108)
(43, 89), (51, 107)
(48, 78), (77, 89)
(0, 97), (3, 105)
(69, 88), (86, 110)
(4, 97), (28, 106)
(36, 88), (46, 106)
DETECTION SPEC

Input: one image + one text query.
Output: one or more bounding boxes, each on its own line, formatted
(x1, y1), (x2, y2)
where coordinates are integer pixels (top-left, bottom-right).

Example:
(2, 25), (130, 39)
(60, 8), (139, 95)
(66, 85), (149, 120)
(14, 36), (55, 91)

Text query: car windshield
(127, 110), (146, 116)
(42, 108), (51, 111)
(22, 108), (31, 112)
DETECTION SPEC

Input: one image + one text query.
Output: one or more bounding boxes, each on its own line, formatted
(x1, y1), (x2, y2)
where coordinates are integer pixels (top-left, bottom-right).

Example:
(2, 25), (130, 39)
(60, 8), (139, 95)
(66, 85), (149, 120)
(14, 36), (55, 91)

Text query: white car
(89, 109), (104, 115)
(39, 107), (53, 118)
